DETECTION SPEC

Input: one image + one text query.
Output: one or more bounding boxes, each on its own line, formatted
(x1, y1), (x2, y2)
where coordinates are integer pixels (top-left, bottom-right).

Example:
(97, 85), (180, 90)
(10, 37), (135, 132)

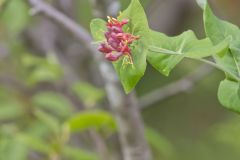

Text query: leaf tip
(196, 0), (207, 9)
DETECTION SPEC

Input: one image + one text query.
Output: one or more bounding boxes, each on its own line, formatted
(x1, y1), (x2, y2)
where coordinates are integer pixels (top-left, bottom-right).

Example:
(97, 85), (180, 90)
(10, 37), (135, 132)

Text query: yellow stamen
(112, 17), (117, 21)
(107, 16), (118, 23)
(122, 55), (134, 69)
(107, 16), (111, 23)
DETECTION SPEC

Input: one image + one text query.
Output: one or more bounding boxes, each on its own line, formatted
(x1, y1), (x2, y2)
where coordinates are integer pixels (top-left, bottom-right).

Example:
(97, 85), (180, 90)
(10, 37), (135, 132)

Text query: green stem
(197, 58), (240, 81)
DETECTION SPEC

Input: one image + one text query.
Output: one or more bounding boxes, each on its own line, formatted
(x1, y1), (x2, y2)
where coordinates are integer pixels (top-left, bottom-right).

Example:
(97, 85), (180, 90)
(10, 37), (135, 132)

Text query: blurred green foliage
(66, 110), (116, 133)
(32, 91), (73, 118)
(0, 0), (240, 160)
(21, 53), (63, 85)
(71, 82), (105, 107)
(1, 0), (29, 35)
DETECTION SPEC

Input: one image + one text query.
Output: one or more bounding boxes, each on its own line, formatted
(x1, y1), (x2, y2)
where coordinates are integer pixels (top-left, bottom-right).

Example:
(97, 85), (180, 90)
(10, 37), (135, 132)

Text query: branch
(28, 0), (92, 45)
(139, 64), (214, 109)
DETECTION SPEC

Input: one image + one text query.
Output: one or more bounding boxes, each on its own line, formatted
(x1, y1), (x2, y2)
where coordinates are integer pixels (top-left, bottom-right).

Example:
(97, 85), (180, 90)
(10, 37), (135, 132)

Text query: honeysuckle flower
(98, 16), (139, 63)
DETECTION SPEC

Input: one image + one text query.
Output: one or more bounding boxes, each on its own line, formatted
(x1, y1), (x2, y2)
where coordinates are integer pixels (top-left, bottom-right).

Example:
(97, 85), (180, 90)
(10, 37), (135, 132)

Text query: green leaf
(31, 91), (73, 118)
(66, 110), (116, 133)
(90, 0), (149, 93)
(113, 40), (147, 93)
(118, 0), (149, 41)
(0, 137), (27, 160)
(0, 89), (24, 120)
(63, 146), (98, 160)
(203, 2), (240, 112)
(26, 121), (52, 138)
(17, 134), (52, 155)
(0, 102), (24, 120)
(114, 0), (149, 93)
(120, 0), (151, 9)
(21, 53), (63, 85)
(147, 30), (228, 76)
(218, 79), (240, 113)
(34, 110), (60, 135)
(1, 0), (29, 35)
(6, 139), (28, 160)
(203, 3), (240, 81)
(90, 18), (106, 42)
(71, 82), (105, 107)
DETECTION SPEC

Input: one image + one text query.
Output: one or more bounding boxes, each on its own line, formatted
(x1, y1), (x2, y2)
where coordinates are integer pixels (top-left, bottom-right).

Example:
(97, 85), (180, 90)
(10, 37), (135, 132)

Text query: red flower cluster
(98, 16), (139, 62)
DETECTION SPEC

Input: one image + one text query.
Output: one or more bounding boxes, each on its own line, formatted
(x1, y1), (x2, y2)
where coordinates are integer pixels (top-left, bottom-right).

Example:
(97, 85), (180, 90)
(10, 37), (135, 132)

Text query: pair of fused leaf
(90, 0), (240, 113)
(91, 0), (149, 93)
(199, 1), (240, 113)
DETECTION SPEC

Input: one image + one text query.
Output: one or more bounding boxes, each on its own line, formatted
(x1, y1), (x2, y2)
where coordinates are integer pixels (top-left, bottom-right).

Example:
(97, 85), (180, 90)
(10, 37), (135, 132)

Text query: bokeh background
(0, 0), (240, 160)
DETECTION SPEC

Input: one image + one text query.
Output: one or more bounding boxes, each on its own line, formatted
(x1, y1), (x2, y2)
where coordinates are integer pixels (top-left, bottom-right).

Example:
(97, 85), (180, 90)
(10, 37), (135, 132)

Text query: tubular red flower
(105, 52), (122, 61)
(98, 16), (139, 63)
(98, 43), (113, 53)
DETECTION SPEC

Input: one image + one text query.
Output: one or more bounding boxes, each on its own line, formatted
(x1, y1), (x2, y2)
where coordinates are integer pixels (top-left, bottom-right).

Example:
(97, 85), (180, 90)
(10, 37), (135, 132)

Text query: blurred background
(0, 0), (240, 160)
